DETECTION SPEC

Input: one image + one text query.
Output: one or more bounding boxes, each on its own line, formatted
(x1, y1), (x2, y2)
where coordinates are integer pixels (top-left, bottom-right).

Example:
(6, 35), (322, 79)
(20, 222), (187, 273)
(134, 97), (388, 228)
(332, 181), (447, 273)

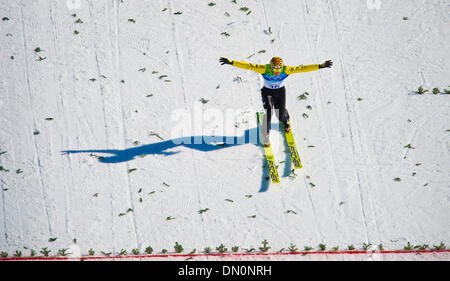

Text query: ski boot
(283, 121), (291, 133)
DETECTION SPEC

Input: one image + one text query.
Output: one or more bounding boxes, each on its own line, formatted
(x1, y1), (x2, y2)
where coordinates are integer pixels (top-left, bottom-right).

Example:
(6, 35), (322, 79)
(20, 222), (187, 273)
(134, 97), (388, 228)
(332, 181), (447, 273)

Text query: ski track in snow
(112, 0), (140, 250)
(167, 0), (208, 245)
(19, 0), (53, 237)
(327, 0), (381, 244)
(296, 0), (338, 244)
(0, 179), (7, 243)
(48, 0), (71, 237)
(326, 0), (374, 242)
(168, 0), (188, 106)
(103, 0), (117, 253)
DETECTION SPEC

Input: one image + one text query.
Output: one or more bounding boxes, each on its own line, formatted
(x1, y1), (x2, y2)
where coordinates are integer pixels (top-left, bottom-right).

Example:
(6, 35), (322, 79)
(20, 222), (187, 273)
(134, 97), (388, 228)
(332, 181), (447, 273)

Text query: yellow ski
(283, 124), (302, 169)
(262, 143), (280, 183)
(257, 112), (280, 183)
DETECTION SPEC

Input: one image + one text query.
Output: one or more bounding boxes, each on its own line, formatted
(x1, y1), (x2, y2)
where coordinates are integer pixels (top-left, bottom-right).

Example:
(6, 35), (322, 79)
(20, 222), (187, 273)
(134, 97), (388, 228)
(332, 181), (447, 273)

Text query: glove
(319, 60), (333, 69)
(219, 57), (232, 65)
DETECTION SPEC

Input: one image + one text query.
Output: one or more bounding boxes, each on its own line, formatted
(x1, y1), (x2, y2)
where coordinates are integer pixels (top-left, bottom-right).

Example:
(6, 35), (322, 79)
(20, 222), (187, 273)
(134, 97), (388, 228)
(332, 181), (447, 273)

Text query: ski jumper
(231, 61), (320, 134)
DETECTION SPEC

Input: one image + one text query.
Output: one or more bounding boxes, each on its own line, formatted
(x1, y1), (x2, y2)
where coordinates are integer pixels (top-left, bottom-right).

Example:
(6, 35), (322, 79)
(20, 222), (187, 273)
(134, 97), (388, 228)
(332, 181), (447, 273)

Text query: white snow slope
(0, 0), (449, 260)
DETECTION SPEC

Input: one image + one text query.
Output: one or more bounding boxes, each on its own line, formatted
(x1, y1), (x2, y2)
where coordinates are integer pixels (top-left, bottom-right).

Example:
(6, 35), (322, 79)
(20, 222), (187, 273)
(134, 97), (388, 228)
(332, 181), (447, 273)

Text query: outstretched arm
(219, 57), (266, 74)
(285, 60), (333, 75)
(319, 60), (333, 69)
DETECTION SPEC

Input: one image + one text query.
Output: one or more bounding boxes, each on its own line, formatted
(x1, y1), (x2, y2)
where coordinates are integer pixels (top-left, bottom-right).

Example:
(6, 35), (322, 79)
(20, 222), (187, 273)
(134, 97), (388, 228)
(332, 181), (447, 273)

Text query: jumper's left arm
(285, 60), (333, 75)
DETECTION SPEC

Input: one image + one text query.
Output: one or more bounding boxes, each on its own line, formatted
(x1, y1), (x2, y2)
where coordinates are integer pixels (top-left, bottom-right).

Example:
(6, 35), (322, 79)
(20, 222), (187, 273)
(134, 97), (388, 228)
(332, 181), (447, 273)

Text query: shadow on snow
(62, 126), (292, 192)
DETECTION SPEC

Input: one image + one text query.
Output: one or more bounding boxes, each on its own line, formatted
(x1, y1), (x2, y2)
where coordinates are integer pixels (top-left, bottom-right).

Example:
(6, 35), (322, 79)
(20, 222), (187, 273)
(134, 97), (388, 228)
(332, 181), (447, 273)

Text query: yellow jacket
(232, 61), (319, 74)
(231, 60), (319, 89)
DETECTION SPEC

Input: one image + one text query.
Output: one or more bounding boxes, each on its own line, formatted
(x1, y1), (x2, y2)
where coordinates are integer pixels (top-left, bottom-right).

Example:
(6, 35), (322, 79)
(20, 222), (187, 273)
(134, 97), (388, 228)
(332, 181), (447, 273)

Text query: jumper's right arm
(219, 57), (266, 74)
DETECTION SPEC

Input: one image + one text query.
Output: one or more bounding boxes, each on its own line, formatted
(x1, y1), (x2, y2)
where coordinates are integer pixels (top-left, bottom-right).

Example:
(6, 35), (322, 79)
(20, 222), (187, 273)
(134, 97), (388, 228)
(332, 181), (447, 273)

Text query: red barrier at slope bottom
(1, 249), (449, 261)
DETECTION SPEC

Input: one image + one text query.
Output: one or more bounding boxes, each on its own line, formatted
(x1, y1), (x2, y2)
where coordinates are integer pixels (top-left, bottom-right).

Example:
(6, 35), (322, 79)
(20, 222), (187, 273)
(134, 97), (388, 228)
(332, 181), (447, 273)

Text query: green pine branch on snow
(433, 242), (446, 250)
(0, 166), (9, 172)
(416, 86), (428, 95)
(404, 144), (415, 149)
(57, 248), (69, 256)
(199, 98), (209, 104)
(288, 243), (298, 253)
(362, 243), (372, 250)
(259, 240), (270, 252)
(174, 242), (184, 253)
(404, 242), (413, 250)
(297, 92), (309, 100)
(414, 244), (429, 250)
(319, 243), (326, 251)
(415, 85), (449, 95)
(288, 169), (298, 179)
(216, 244), (227, 253)
(145, 246), (153, 254)
(40, 247), (51, 257)
(149, 131), (164, 140)
(245, 248), (256, 253)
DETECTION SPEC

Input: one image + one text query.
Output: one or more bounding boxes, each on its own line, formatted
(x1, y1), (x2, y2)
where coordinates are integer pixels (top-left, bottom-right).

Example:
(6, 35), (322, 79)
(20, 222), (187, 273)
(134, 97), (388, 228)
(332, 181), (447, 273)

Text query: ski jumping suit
(231, 61), (320, 134)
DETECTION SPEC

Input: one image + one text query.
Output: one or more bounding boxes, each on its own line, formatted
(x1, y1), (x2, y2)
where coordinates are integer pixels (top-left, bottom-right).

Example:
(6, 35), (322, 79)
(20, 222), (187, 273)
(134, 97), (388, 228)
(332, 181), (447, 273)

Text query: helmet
(270, 57), (283, 69)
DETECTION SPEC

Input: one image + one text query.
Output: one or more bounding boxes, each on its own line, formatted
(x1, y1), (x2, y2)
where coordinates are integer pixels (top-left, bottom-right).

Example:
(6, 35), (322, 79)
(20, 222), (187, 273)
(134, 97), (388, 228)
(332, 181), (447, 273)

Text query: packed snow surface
(0, 0), (449, 260)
